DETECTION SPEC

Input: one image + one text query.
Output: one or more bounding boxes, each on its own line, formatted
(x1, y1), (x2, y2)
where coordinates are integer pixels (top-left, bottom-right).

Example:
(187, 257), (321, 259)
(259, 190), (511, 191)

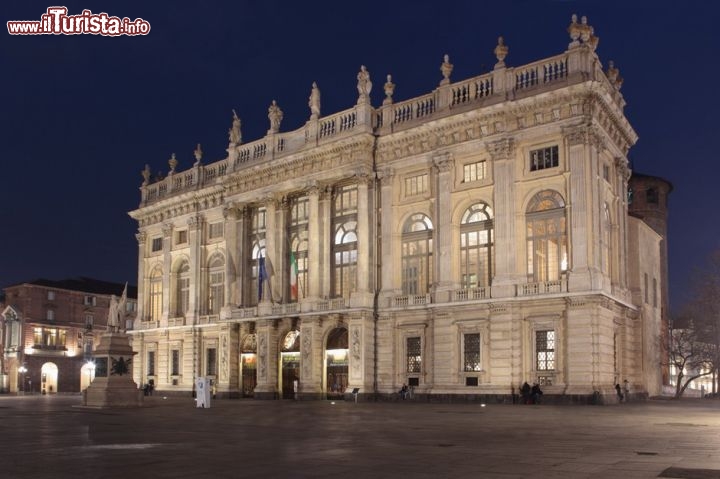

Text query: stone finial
(440, 54), (453, 85)
(606, 61), (623, 90)
(308, 82), (321, 120)
(494, 37), (508, 68)
(268, 100), (283, 133)
(568, 13), (581, 46)
(229, 109), (242, 145)
(383, 74), (395, 105)
(588, 26), (599, 51)
(193, 144), (203, 165)
(568, 13), (596, 50)
(168, 153), (178, 174)
(141, 164), (151, 186)
(356, 65), (372, 104)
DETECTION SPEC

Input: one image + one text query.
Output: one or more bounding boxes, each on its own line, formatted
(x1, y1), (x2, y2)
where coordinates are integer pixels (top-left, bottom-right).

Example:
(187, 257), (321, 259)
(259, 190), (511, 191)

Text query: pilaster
(161, 223), (173, 324)
(187, 215), (202, 324)
(253, 319), (279, 398)
(135, 233), (146, 323)
(351, 171), (374, 308)
(432, 154), (456, 303)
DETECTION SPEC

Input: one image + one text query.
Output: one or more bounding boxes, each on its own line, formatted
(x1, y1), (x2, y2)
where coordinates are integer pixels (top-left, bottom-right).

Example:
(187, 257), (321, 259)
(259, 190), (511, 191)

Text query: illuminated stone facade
(129, 16), (665, 402)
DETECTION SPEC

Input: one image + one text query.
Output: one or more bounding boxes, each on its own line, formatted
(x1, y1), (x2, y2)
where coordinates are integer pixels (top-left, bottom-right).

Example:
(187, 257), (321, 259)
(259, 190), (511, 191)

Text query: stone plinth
(82, 332), (143, 408)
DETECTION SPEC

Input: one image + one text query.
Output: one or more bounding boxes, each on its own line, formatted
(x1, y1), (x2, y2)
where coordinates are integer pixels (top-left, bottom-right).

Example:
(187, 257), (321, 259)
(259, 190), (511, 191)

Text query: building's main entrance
(280, 330), (300, 399)
(326, 327), (348, 399)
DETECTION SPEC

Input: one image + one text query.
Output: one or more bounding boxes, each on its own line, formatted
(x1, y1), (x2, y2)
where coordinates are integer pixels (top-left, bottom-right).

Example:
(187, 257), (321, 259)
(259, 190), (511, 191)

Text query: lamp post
(18, 366), (27, 395)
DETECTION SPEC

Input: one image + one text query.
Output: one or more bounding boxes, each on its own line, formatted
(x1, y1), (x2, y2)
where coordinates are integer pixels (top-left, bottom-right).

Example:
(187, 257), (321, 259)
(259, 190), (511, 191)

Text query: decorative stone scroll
(350, 325), (361, 378)
(301, 328), (312, 378)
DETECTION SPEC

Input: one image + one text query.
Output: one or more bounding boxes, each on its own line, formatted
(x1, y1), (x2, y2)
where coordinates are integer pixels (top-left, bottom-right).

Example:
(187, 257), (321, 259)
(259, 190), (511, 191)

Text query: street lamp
(18, 366), (27, 394)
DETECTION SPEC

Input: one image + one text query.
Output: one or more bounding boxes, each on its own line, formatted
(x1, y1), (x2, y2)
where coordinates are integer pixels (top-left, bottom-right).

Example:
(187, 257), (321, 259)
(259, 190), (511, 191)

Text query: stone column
(222, 204), (239, 316)
(236, 207), (248, 306)
(320, 186), (332, 300)
(615, 158), (631, 289)
(351, 171), (374, 308)
(135, 233), (146, 323)
(161, 223), (173, 324)
(187, 216), (202, 324)
(275, 195), (289, 304)
(254, 319), (279, 399)
(378, 167), (399, 301)
(486, 138), (518, 297)
(304, 185), (321, 310)
(564, 125), (602, 291)
(432, 154), (455, 303)
(300, 316), (322, 398)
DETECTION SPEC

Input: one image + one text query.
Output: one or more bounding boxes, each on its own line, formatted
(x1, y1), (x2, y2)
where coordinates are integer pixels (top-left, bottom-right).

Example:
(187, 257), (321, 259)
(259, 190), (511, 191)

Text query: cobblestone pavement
(0, 395), (719, 478)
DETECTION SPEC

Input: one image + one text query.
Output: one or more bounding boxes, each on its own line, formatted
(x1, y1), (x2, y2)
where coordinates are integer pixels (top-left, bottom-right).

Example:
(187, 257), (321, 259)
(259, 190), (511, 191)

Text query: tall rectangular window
(529, 145), (559, 171)
(405, 173), (428, 196)
(147, 351), (156, 376)
(406, 337), (421, 373)
(47, 291), (55, 300)
(206, 348), (217, 376)
(151, 237), (163, 252)
(171, 349), (180, 376)
(84, 314), (93, 330)
(208, 222), (224, 239)
(536, 330), (555, 371)
(463, 161), (487, 182)
(46, 310), (55, 321)
(289, 196), (309, 302)
(332, 184), (358, 299)
(463, 333), (481, 372)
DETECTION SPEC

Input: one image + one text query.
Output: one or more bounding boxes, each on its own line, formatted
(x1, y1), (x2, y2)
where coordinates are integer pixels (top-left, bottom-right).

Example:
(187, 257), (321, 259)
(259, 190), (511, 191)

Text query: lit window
(332, 185), (358, 299)
(405, 173), (428, 196)
(249, 206), (267, 306)
(526, 190), (567, 282)
(46, 309), (55, 321)
(460, 203), (494, 289)
(463, 161), (487, 182)
(401, 214), (433, 295)
(406, 337), (421, 373)
(47, 291), (55, 301)
(84, 295), (96, 306)
(148, 267), (163, 321)
(463, 333), (481, 372)
(529, 145), (559, 172)
(289, 196), (309, 302)
(536, 330), (555, 371)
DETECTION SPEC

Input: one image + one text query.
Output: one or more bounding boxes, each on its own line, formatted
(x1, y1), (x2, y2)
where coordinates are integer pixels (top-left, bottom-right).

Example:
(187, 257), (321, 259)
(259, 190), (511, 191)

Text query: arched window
(207, 254), (225, 314)
(332, 184), (358, 299)
(526, 190), (567, 282)
(460, 203), (494, 288)
(401, 213), (433, 295)
(148, 266), (163, 321)
(175, 261), (190, 317)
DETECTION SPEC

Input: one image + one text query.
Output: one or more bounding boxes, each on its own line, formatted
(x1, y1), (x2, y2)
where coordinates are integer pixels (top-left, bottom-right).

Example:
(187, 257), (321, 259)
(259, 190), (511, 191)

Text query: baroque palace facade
(129, 16), (665, 403)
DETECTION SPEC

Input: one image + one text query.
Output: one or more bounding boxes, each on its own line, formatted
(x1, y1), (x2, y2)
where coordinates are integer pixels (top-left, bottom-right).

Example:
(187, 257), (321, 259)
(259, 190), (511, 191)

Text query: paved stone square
(0, 395), (719, 478)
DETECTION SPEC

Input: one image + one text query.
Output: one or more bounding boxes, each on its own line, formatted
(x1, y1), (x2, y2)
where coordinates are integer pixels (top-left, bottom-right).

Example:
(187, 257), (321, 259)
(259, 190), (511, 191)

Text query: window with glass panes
(401, 214), (433, 295)
(207, 255), (225, 314)
(460, 203), (494, 288)
(463, 333), (481, 371)
(529, 145), (559, 171)
(147, 351), (156, 376)
(332, 184), (358, 299)
(536, 330), (555, 371)
(463, 161), (487, 182)
(176, 261), (190, 316)
(406, 337), (422, 373)
(249, 207), (267, 306)
(526, 190), (567, 282)
(289, 196), (309, 302)
(206, 348), (217, 376)
(171, 349), (180, 376)
(149, 267), (163, 321)
(405, 173), (428, 196)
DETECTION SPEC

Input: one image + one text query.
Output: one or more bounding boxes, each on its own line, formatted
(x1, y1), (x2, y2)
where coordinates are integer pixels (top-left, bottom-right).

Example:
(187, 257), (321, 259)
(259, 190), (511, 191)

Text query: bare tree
(668, 321), (714, 398)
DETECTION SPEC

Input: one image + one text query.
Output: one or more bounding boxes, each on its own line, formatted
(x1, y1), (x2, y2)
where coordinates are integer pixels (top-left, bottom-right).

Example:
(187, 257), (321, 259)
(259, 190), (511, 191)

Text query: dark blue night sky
(2, 0), (718, 312)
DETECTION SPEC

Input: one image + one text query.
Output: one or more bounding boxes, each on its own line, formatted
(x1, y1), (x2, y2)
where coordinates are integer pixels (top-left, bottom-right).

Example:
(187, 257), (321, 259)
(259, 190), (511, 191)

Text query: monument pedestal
(82, 332), (143, 408)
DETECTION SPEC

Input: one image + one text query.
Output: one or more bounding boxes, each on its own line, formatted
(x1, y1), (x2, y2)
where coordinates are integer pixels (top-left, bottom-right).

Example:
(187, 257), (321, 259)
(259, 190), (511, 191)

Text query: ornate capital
(433, 153), (455, 173)
(377, 166), (395, 187)
(305, 180), (321, 196)
(135, 232), (147, 244)
(161, 223), (173, 237)
(614, 157), (631, 182)
(187, 215), (202, 231)
(564, 125), (605, 149)
(485, 138), (515, 160)
(355, 166), (373, 186)
(223, 202), (241, 220)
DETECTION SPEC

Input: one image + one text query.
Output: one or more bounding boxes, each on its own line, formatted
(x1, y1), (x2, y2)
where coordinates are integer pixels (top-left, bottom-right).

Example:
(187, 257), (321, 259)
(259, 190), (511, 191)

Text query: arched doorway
(80, 361), (95, 391)
(41, 363), (58, 395)
(241, 334), (257, 398)
(280, 330), (300, 399)
(326, 327), (348, 399)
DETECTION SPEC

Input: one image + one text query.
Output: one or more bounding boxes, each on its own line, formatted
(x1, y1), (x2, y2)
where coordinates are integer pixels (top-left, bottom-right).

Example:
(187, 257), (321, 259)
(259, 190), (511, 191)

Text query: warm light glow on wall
(326, 349), (347, 361)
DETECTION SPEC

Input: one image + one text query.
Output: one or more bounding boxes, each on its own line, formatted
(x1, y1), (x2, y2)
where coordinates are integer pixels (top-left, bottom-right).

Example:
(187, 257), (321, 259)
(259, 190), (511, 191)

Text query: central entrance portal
(280, 330), (300, 399)
(326, 327), (348, 400)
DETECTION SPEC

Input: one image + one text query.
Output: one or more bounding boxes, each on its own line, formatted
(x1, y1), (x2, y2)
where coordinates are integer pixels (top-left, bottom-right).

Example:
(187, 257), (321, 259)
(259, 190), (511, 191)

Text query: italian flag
(290, 251), (298, 300)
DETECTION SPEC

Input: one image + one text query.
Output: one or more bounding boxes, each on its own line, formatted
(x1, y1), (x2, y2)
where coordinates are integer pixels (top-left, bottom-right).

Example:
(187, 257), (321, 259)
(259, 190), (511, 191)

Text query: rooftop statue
(308, 82), (321, 119)
(229, 109), (242, 145)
